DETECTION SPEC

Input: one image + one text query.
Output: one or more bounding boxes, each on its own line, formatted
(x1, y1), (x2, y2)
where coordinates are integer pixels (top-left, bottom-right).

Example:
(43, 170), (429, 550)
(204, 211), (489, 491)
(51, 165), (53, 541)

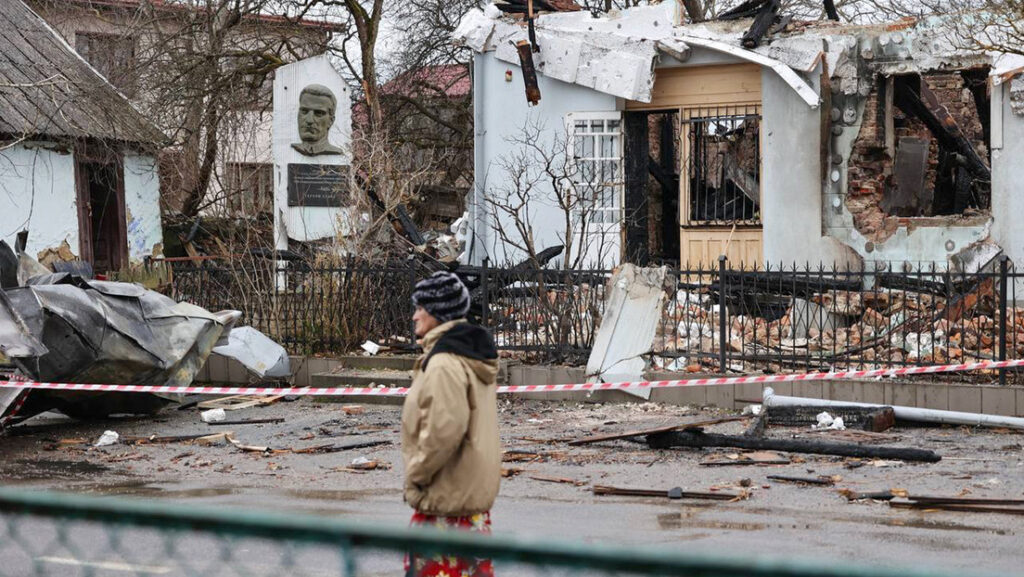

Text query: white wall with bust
(272, 55), (353, 252)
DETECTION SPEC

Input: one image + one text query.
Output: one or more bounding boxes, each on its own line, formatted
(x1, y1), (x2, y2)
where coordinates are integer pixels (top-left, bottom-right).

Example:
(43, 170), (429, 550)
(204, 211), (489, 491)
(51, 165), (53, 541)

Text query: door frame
(75, 144), (127, 272)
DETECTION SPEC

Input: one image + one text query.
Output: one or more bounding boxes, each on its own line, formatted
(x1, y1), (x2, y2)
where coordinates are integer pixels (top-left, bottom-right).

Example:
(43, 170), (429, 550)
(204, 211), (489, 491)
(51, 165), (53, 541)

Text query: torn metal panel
(452, 8), (497, 52)
(752, 36), (826, 74)
(586, 265), (667, 399)
(0, 258), (245, 420)
(676, 35), (820, 108)
(212, 326), (291, 379)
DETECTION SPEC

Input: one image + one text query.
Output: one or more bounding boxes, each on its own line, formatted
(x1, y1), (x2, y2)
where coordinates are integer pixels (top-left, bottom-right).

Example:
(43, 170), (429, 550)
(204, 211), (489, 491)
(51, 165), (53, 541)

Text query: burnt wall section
(845, 71), (990, 244)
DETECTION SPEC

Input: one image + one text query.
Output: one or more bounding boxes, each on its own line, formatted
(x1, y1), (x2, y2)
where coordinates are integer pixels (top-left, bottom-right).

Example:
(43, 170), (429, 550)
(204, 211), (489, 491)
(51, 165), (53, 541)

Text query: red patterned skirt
(405, 511), (494, 577)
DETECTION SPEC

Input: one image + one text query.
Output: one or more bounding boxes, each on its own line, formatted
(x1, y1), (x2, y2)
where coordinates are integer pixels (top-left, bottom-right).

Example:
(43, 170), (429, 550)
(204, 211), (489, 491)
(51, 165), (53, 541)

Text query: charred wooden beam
(623, 112), (649, 264)
(648, 156), (674, 192)
(823, 0), (840, 20)
(593, 485), (739, 500)
(516, 41), (541, 105)
(718, 0), (769, 20)
(647, 430), (941, 462)
(893, 80), (990, 181)
(741, 0), (780, 48)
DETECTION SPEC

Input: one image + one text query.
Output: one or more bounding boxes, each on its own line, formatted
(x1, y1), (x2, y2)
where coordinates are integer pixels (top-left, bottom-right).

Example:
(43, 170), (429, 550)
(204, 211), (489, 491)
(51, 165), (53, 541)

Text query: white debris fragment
(814, 411), (835, 429)
(361, 340), (382, 355)
(352, 456), (371, 466)
(201, 408), (226, 423)
(95, 430), (119, 447)
(830, 417), (846, 430)
(742, 404), (762, 416)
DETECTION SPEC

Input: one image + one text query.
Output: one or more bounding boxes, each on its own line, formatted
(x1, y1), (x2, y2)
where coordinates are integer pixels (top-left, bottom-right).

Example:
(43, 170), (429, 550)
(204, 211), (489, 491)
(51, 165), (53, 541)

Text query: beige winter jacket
(401, 319), (501, 516)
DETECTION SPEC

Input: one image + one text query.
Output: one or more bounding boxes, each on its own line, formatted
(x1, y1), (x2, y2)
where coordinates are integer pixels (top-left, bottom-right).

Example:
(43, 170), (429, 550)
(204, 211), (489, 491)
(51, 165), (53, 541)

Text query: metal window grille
(682, 105), (762, 226)
(572, 117), (623, 226)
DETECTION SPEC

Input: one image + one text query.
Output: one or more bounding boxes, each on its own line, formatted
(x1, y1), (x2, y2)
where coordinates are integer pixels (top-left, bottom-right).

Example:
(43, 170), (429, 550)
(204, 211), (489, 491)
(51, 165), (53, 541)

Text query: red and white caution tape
(1, 359), (1022, 398)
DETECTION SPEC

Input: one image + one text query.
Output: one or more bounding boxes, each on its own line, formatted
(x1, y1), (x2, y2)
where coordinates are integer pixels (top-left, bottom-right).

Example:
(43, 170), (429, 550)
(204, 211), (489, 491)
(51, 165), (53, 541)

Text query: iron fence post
(481, 257), (490, 328)
(999, 255), (1009, 386)
(718, 255), (728, 375)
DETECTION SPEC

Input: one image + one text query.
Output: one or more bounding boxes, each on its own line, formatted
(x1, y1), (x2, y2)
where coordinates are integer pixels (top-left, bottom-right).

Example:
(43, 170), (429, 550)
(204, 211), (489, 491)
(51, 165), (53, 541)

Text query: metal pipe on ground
(762, 387), (1024, 430)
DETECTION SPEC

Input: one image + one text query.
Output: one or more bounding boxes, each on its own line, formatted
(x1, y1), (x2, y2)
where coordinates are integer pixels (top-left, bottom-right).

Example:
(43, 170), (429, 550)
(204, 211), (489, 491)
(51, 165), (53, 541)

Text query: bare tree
(483, 121), (617, 270)
(31, 0), (337, 219)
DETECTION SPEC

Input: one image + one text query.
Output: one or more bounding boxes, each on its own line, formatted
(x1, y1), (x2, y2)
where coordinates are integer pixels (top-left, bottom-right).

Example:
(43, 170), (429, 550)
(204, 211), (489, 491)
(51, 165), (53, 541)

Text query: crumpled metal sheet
(212, 326), (291, 379)
(0, 258), (240, 420)
(586, 264), (667, 400)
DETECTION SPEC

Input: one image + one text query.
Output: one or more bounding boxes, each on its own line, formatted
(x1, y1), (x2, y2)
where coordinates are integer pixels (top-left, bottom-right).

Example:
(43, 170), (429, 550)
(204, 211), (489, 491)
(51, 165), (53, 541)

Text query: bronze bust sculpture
(291, 84), (343, 156)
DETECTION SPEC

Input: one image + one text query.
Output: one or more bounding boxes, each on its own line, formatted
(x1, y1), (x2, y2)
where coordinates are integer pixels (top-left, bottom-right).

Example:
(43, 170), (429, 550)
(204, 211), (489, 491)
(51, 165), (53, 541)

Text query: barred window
(682, 105), (761, 226)
(569, 113), (623, 226)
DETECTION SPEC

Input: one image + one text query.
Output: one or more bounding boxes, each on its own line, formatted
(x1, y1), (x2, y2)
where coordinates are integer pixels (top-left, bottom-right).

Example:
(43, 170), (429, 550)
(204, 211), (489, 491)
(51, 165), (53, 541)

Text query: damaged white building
(454, 1), (1024, 272)
(0, 0), (166, 275)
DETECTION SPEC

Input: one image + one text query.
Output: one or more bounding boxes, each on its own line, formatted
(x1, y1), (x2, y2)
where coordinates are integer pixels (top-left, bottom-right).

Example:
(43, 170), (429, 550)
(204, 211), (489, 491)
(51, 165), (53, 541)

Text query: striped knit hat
(411, 271), (471, 322)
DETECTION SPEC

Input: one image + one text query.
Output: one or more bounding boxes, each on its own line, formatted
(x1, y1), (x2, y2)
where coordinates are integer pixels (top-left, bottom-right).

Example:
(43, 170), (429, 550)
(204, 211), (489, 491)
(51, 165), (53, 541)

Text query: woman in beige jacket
(402, 271), (501, 577)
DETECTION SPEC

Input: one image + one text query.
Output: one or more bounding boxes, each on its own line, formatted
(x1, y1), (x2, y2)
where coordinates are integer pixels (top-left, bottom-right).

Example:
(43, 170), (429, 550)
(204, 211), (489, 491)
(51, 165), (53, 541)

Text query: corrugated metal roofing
(0, 0), (165, 144)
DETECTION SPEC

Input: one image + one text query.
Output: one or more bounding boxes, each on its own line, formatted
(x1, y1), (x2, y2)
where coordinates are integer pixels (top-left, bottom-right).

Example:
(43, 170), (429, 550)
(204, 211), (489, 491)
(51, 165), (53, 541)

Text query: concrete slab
(291, 356), (310, 387)
(734, 381), (763, 404)
(981, 386), (1016, 416)
(948, 385), (982, 414)
(705, 384), (735, 409)
(825, 380), (858, 403)
(854, 380), (886, 405)
(653, 385), (707, 408)
(792, 381), (824, 400)
(890, 383), (916, 408)
(917, 384), (949, 411)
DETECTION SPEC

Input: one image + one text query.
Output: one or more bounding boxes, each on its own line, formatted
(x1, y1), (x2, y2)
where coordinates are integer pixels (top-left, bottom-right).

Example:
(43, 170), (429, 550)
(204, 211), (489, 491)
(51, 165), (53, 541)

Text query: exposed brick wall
(845, 72), (988, 243)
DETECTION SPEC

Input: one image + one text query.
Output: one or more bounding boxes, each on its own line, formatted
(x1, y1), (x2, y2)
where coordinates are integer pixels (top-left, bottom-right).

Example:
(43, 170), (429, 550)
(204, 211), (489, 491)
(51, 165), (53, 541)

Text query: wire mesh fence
(0, 487), (988, 577)
(170, 257), (1023, 377)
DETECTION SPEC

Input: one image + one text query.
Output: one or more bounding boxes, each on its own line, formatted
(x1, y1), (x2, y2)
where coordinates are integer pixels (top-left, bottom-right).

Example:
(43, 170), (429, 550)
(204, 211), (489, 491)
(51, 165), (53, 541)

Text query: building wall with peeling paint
(468, 51), (619, 267)
(123, 153), (164, 261)
(990, 82), (1024, 268)
(761, 65), (860, 269)
(0, 142), (163, 268)
(0, 143), (80, 260)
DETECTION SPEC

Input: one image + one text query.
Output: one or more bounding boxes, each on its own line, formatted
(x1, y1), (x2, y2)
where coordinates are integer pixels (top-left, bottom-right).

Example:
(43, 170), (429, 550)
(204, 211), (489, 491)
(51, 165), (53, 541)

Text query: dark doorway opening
(623, 109), (680, 266)
(77, 159), (127, 274)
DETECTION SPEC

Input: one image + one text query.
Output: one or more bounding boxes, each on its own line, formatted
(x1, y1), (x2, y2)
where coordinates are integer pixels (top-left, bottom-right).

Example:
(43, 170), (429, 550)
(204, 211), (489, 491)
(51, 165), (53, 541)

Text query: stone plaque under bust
(287, 164), (349, 207)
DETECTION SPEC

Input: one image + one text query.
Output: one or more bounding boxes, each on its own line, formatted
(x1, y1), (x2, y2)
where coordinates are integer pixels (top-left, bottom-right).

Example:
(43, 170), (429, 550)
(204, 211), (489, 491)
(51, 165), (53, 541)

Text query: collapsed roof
(453, 2), (1024, 108)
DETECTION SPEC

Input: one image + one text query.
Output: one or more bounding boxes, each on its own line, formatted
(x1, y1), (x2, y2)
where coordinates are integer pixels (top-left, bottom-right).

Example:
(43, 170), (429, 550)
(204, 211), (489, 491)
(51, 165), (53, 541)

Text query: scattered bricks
(863, 309), (888, 329)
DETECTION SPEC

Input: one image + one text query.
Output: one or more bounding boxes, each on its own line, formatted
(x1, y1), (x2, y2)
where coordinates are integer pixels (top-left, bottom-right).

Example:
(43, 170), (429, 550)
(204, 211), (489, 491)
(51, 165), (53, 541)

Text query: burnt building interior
(624, 110), (679, 265)
(624, 106), (762, 266)
(845, 67), (992, 243)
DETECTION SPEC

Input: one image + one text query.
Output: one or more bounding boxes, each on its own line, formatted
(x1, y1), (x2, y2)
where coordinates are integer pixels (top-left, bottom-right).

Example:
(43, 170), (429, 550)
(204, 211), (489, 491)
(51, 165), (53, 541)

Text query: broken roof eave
(675, 35), (820, 108)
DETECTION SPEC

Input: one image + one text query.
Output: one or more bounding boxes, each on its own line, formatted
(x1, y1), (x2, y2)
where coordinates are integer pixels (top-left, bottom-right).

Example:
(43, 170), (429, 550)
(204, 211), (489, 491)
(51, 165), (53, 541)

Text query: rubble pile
(656, 279), (1012, 370)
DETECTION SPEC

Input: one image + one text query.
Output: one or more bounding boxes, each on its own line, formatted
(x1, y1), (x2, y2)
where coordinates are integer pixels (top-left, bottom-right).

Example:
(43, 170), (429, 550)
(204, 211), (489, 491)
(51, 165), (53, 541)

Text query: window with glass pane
(570, 115), (622, 227)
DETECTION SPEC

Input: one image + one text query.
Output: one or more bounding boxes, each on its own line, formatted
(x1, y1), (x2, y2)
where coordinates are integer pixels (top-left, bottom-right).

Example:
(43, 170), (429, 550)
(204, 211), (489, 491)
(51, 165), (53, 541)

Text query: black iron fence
(170, 257), (1022, 376)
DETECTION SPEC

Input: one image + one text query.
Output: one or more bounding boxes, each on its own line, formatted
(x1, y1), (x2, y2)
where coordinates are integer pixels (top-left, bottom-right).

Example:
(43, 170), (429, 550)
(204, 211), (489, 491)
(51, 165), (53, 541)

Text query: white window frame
(566, 111), (624, 232)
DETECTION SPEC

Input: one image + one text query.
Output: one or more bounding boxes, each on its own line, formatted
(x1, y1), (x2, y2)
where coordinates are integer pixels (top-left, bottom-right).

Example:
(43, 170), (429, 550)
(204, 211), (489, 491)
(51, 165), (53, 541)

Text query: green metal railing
(0, 487), (996, 577)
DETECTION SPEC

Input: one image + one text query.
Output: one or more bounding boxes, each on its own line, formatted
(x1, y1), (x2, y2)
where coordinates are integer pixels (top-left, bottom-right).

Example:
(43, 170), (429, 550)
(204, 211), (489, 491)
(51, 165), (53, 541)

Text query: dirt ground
(1, 395), (1023, 573)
